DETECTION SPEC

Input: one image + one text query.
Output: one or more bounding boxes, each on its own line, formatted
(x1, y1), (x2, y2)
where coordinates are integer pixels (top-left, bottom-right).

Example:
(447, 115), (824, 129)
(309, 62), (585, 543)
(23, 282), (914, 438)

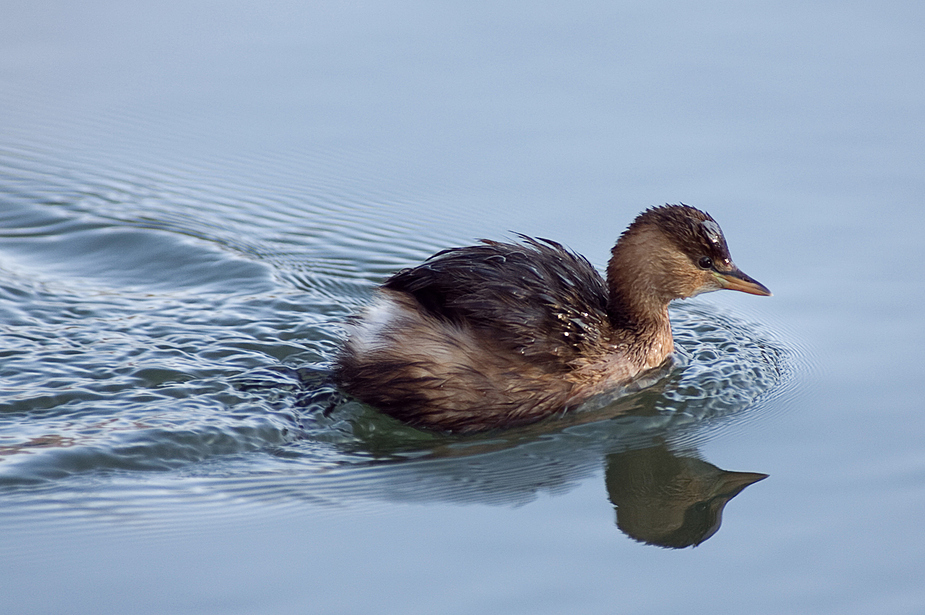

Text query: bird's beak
(716, 471), (769, 498)
(714, 267), (772, 296)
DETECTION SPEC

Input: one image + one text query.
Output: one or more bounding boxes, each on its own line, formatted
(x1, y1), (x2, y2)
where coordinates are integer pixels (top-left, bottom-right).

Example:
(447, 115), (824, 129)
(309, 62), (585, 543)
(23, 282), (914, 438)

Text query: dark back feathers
(383, 236), (611, 369)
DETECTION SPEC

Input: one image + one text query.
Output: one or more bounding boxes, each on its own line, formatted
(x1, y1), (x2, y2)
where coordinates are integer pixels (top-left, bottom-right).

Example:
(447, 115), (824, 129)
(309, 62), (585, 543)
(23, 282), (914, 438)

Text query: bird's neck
(605, 230), (675, 366)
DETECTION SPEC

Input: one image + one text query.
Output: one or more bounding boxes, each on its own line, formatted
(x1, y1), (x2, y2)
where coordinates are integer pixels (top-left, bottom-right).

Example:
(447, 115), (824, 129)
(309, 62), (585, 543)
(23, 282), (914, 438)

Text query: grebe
(335, 204), (770, 433)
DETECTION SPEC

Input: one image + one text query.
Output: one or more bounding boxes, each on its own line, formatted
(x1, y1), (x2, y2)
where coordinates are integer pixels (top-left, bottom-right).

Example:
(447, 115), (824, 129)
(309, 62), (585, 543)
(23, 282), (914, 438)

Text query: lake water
(2, 2), (924, 613)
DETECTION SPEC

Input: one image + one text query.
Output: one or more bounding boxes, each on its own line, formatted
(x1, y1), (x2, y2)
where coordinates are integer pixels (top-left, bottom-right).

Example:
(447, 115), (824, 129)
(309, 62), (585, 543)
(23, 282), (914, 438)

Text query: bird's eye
(698, 256), (713, 270)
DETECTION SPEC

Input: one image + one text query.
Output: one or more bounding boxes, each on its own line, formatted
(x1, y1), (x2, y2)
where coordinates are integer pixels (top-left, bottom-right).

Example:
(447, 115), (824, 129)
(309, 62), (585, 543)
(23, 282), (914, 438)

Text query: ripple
(0, 140), (802, 513)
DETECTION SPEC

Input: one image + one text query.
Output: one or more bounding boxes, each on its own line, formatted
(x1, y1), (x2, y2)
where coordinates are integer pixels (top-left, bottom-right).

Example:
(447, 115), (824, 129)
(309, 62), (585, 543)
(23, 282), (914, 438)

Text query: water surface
(2, 2), (924, 614)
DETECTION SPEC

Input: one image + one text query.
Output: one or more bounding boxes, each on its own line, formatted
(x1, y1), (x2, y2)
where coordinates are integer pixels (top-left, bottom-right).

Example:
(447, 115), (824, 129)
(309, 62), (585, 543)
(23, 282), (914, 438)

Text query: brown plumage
(335, 204), (770, 433)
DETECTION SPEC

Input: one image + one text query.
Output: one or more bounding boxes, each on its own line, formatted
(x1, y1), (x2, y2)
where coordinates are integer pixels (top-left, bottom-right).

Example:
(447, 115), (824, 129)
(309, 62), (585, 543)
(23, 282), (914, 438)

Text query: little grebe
(335, 204), (770, 433)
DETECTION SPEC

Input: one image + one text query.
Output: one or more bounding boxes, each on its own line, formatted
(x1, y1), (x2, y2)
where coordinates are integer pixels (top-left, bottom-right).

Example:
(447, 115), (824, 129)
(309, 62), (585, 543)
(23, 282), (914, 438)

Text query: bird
(335, 204), (770, 433)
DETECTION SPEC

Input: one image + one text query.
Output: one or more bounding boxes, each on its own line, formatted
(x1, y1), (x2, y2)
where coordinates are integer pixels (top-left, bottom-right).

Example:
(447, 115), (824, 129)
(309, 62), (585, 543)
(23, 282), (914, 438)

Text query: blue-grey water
(2, 2), (924, 614)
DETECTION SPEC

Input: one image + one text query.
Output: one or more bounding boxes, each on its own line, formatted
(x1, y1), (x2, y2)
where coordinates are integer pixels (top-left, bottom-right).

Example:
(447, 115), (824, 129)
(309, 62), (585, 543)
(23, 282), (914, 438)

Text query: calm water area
(1, 2), (924, 613)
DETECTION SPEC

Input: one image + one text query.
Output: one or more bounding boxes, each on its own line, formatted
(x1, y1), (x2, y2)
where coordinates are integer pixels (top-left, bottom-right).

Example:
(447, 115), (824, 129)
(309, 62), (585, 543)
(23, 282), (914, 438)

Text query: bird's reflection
(294, 370), (769, 549)
(294, 376), (770, 549)
(604, 444), (766, 548)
